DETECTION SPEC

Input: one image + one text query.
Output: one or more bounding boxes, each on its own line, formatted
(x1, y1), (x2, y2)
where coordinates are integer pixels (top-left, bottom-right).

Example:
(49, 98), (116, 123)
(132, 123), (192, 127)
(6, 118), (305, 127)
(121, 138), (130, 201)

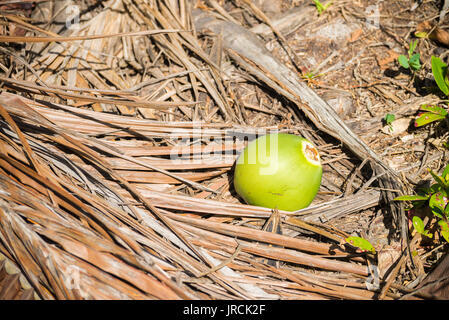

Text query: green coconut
(233, 133), (322, 211)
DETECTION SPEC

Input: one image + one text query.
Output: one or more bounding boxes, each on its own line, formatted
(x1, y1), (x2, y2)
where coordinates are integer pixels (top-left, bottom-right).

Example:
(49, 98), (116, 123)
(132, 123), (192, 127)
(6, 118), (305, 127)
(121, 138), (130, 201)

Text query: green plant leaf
(345, 236), (376, 254)
(393, 194), (429, 201)
(412, 216), (425, 233)
(414, 112), (447, 127)
(445, 203), (449, 217)
(303, 71), (322, 80)
(414, 31), (428, 38)
(430, 170), (449, 189)
(419, 104), (448, 116)
(438, 219), (449, 232)
(312, 0), (324, 14)
(384, 113), (395, 125)
(408, 40), (418, 56)
(398, 55), (409, 69)
(431, 56), (449, 96)
(441, 230), (449, 242)
(312, 0), (332, 14)
(429, 189), (448, 219)
(442, 164), (449, 181)
(409, 53), (421, 71)
(413, 216), (433, 237)
(429, 183), (443, 194)
(438, 221), (449, 242)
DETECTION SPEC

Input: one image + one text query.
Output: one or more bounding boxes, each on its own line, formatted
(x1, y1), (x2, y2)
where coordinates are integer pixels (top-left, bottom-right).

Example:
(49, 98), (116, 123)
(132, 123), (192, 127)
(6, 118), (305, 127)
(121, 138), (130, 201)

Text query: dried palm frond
(0, 83), (389, 299)
(0, 0), (403, 300)
(0, 252), (37, 300)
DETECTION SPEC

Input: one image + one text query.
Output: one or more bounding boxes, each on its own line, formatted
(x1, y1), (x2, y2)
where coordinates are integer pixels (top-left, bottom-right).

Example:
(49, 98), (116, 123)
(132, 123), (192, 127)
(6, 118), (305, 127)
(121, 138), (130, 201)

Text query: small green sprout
(384, 113), (395, 126)
(398, 40), (421, 72)
(312, 0), (332, 15)
(302, 71), (320, 80)
(301, 70), (324, 86)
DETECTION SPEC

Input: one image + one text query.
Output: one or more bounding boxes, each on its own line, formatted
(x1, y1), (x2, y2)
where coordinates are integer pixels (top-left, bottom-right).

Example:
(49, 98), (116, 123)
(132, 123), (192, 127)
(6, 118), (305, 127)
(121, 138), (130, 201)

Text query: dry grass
(0, 0), (434, 300)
